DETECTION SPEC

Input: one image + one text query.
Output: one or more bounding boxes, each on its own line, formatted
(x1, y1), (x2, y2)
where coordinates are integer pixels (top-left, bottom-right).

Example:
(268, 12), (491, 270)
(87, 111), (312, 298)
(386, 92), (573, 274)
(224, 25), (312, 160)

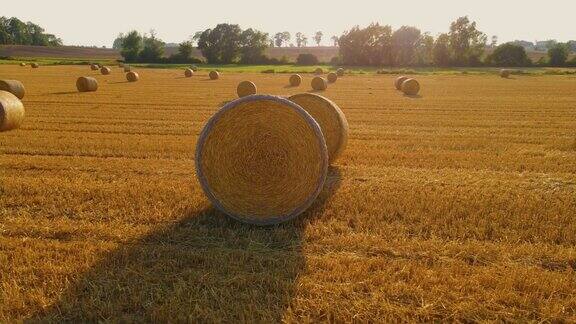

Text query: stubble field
(1, 65), (575, 322)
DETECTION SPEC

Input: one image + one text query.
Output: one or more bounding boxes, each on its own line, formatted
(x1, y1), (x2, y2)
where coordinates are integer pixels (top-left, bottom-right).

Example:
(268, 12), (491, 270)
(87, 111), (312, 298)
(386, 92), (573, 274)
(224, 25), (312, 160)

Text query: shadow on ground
(32, 167), (342, 322)
(49, 91), (78, 95)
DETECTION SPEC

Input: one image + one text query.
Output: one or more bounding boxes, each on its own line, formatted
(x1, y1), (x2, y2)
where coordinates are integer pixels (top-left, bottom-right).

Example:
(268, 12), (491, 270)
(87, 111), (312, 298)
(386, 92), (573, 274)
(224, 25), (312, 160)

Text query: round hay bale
(195, 95), (328, 225)
(336, 68), (345, 77)
(76, 77), (98, 92)
(314, 67), (324, 75)
(100, 66), (111, 75)
(401, 78), (420, 96)
(395, 76), (409, 90)
(184, 68), (194, 78)
(327, 72), (338, 83)
(237, 81), (257, 98)
(0, 90), (25, 132)
(209, 71), (220, 80)
(126, 71), (139, 82)
(289, 74), (302, 87)
(0, 80), (25, 99)
(31, 63), (39, 68)
(20, 62), (26, 67)
(124, 66), (131, 73)
(500, 69), (511, 78)
(311, 77), (328, 91)
(90, 64), (99, 71)
(289, 93), (348, 164)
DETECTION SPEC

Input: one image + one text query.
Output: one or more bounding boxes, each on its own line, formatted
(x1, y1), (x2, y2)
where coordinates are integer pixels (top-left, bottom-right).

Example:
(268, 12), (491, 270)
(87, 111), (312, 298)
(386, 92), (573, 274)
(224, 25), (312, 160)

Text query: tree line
(0, 16), (62, 46)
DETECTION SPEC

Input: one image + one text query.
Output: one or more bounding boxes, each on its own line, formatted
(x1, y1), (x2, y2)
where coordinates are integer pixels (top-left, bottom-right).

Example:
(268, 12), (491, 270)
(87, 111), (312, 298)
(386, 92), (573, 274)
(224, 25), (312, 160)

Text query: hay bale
(101, 66), (111, 75)
(314, 67), (324, 75)
(500, 69), (511, 78)
(401, 78), (420, 96)
(0, 80), (25, 99)
(395, 76), (409, 90)
(126, 71), (139, 82)
(237, 81), (257, 98)
(184, 68), (194, 77)
(124, 66), (131, 72)
(76, 77), (98, 92)
(337, 68), (345, 77)
(289, 93), (348, 163)
(209, 71), (220, 80)
(20, 62), (26, 67)
(90, 64), (99, 71)
(289, 74), (302, 87)
(31, 63), (39, 68)
(311, 77), (328, 91)
(195, 95), (328, 225)
(327, 72), (338, 83)
(0, 90), (25, 132)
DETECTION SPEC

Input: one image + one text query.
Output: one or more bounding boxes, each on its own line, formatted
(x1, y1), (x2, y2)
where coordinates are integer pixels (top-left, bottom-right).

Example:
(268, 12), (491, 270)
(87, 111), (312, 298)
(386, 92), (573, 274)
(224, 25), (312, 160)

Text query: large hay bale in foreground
(0, 90), (25, 132)
(395, 76), (409, 90)
(327, 72), (338, 83)
(76, 77), (98, 92)
(184, 68), (194, 77)
(126, 71), (139, 82)
(31, 63), (39, 68)
(195, 95), (328, 225)
(0, 80), (25, 99)
(289, 74), (302, 87)
(237, 81), (257, 98)
(401, 78), (420, 96)
(337, 68), (345, 77)
(311, 77), (328, 91)
(314, 67), (324, 75)
(90, 64), (99, 71)
(500, 69), (511, 78)
(100, 66), (111, 75)
(289, 93), (348, 164)
(209, 71), (220, 80)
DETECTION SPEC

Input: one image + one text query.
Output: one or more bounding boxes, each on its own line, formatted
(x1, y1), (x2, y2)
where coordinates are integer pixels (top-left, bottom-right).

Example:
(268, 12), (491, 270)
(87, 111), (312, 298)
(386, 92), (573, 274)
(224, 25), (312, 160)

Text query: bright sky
(3, 0), (575, 47)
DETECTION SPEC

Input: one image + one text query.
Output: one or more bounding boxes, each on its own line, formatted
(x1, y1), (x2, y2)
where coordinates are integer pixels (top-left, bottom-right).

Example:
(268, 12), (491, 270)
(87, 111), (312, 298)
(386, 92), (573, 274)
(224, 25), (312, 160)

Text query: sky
(3, 0), (576, 47)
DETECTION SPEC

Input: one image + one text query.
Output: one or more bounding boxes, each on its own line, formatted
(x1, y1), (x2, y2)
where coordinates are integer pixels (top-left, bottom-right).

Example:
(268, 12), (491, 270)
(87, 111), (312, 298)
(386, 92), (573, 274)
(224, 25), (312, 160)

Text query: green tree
(433, 33), (451, 66)
(112, 33), (125, 50)
(295, 32), (304, 47)
(197, 24), (243, 64)
(391, 26), (421, 66)
(415, 33), (434, 66)
(485, 43), (531, 66)
(448, 16), (487, 66)
(314, 31), (323, 46)
(178, 41), (194, 60)
(120, 30), (143, 62)
(140, 30), (165, 62)
(548, 43), (569, 66)
(239, 28), (269, 64)
(338, 23), (392, 66)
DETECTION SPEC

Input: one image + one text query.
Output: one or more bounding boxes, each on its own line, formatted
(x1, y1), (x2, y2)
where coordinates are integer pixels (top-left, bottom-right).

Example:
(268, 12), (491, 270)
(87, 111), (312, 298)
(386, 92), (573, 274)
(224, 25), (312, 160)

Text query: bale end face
(209, 71), (220, 80)
(184, 68), (194, 77)
(336, 68), (345, 77)
(76, 77), (98, 92)
(289, 74), (302, 87)
(90, 64), (99, 71)
(500, 69), (511, 78)
(19, 62), (26, 67)
(0, 80), (25, 99)
(31, 63), (39, 68)
(126, 71), (139, 82)
(237, 81), (257, 98)
(395, 76), (409, 90)
(101, 67), (111, 75)
(0, 90), (25, 132)
(311, 77), (328, 91)
(195, 95), (328, 225)
(401, 78), (420, 96)
(327, 72), (338, 83)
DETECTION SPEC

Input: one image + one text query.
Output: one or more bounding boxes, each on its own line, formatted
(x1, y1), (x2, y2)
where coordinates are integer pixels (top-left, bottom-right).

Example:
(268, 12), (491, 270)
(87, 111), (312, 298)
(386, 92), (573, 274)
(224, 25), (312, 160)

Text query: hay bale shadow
(108, 81), (130, 84)
(50, 91), (79, 95)
(32, 168), (342, 322)
(404, 94), (423, 99)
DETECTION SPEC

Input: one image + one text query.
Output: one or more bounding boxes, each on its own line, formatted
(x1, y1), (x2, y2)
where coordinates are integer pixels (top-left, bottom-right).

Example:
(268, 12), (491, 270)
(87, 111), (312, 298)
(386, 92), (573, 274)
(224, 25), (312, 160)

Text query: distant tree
(139, 30), (165, 62)
(490, 35), (498, 48)
(485, 43), (531, 66)
(178, 41), (194, 59)
(338, 23), (392, 66)
(548, 43), (569, 66)
(314, 31), (323, 46)
(448, 16), (487, 66)
(112, 33), (125, 50)
(282, 32), (291, 46)
(391, 26), (421, 66)
(302, 35), (308, 47)
(415, 33), (434, 66)
(331, 35), (339, 46)
(296, 53), (319, 65)
(239, 28), (269, 64)
(433, 33), (451, 66)
(566, 40), (576, 52)
(191, 31), (203, 46)
(0, 16), (61, 46)
(274, 33), (284, 47)
(120, 30), (143, 62)
(197, 24), (243, 63)
(295, 32), (304, 47)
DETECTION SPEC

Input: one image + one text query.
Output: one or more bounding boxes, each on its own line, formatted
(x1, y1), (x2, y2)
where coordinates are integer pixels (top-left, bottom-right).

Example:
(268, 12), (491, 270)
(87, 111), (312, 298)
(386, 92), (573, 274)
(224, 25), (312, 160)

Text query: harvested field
(1, 65), (576, 322)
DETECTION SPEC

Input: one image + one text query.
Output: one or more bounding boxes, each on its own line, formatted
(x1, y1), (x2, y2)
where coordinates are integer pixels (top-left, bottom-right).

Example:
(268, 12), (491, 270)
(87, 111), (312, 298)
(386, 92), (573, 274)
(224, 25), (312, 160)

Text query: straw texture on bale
(500, 69), (511, 78)
(236, 81), (257, 98)
(395, 76), (409, 90)
(20, 62), (26, 67)
(311, 77), (328, 91)
(0, 80), (25, 99)
(0, 90), (25, 132)
(289, 93), (348, 164)
(327, 72), (338, 83)
(401, 78), (420, 96)
(289, 74), (302, 87)
(195, 95), (328, 225)
(31, 63), (39, 68)
(76, 77), (98, 92)
(124, 66), (131, 72)
(337, 68), (345, 77)
(126, 71), (139, 82)
(90, 64), (99, 71)
(314, 67), (324, 75)
(184, 68), (194, 77)
(101, 66), (111, 75)
(209, 71), (220, 80)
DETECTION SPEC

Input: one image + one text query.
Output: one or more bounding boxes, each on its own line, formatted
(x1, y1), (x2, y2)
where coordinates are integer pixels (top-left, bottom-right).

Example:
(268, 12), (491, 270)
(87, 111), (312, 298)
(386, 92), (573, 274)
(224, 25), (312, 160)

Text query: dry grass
(0, 65), (575, 322)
